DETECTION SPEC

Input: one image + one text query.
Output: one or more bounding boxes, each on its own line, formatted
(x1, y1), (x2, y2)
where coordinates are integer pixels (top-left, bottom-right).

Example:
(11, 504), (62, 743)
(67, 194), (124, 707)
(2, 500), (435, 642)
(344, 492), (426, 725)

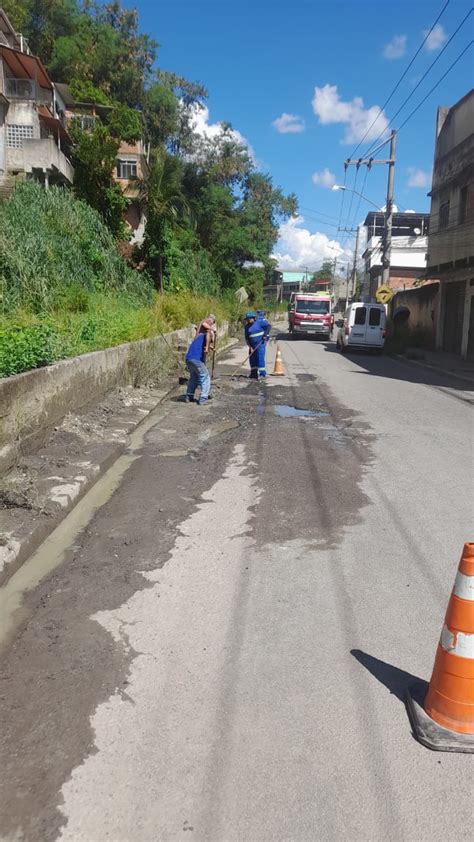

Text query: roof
(54, 82), (113, 116)
(363, 211), (429, 237)
(38, 104), (70, 142)
(0, 43), (51, 89)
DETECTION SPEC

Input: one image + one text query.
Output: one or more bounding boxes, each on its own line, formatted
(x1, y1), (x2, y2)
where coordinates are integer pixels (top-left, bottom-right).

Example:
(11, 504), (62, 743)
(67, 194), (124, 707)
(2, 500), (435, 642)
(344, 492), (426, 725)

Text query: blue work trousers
(249, 341), (267, 378)
(186, 359), (211, 402)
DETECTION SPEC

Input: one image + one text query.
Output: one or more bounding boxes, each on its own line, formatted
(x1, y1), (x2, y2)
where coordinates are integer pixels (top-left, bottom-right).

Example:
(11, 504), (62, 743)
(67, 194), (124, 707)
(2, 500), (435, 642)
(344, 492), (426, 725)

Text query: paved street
(1, 330), (473, 842)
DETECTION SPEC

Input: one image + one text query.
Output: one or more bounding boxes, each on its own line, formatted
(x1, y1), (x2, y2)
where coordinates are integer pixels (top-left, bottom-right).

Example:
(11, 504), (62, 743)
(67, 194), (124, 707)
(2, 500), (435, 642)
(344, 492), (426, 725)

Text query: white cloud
(272, 215), (350, 270)
(272, 112), (305, 133)
(312, 168), (336, 188)
(423, 23), (447, 51)
(189, 103), (256, 160)
(407, 167), (432, 188)
(312, 84), (389, 145)
(383, 34), (407, 59)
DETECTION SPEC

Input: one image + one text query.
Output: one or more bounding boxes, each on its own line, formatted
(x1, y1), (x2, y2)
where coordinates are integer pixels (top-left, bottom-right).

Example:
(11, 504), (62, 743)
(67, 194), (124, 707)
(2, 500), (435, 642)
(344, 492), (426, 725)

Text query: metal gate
(443, 281), (466, 355)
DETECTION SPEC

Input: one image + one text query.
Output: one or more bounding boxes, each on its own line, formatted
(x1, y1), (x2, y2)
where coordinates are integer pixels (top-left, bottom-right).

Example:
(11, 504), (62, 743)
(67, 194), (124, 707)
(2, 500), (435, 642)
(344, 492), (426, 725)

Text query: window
(77, 115), (96, 131)
(439, 201), (450, 230)
(354, 307), (366, 325)
(459, 184), (474, 225)
(5, 78), (35, 99)
(6, 124), (34, 148)
(369, 307), (381, 326)
(295, 299), (329, 314)
(116, 159), (137, 179)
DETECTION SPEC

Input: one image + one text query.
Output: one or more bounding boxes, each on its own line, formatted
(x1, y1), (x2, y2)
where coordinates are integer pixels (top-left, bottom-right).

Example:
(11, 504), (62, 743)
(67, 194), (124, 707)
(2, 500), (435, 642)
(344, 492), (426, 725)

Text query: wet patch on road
(273, 404), (330, 418)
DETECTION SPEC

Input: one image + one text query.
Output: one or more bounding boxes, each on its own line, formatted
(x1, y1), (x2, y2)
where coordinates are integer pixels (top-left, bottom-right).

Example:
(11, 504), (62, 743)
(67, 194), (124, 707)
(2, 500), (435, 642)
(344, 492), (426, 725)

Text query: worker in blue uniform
(244, 311), (271, 379)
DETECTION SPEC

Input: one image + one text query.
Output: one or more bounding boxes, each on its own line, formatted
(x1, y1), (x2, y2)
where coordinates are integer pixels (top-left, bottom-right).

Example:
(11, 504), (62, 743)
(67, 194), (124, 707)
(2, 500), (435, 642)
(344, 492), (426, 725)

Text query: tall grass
(0, 181), (153, 314)
(0, 183), (252, 377)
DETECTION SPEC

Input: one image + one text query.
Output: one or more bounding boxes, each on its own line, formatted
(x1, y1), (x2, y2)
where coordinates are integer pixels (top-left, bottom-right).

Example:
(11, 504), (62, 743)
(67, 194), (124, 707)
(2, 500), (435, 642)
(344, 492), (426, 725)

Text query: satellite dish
(413, 227), (421, 235)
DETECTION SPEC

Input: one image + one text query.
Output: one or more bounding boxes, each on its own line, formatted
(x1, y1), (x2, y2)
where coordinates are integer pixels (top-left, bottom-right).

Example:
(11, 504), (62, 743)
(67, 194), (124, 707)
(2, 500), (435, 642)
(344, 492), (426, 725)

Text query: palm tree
(138, 148), (189, 292)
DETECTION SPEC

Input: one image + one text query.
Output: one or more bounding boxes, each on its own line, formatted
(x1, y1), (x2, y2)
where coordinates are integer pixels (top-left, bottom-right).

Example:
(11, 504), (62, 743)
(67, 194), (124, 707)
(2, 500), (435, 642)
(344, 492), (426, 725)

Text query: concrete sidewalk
(394, 347), (474, 387)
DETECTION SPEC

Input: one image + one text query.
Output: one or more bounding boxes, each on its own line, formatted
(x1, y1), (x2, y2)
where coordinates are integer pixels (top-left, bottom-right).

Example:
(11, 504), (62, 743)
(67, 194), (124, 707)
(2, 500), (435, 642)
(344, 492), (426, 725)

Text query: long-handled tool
(228, 337), (267, 378)
(211, 329), (217, 380)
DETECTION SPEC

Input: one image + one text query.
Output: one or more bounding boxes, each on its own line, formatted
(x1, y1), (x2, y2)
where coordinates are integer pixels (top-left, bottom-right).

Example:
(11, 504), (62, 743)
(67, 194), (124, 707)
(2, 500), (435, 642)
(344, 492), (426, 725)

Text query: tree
(239, 173), (297, 263)
(69, 120), (126, 237)
(312, 260), (334, 282)
(141, 150), (189, 291)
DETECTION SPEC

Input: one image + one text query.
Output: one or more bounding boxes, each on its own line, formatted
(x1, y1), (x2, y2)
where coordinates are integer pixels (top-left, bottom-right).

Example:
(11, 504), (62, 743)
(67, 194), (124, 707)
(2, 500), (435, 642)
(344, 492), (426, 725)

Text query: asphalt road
(1, 329), (473, 841)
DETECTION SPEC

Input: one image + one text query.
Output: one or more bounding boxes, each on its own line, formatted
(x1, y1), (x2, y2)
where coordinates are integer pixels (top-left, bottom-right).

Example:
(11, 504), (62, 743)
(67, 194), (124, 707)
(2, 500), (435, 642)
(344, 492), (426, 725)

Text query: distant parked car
(336, 302), (386, 354)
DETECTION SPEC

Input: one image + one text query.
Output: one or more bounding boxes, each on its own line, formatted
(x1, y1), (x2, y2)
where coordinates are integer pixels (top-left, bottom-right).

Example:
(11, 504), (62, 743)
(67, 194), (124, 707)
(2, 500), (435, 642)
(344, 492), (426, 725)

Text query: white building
(362, 211), (429, 298)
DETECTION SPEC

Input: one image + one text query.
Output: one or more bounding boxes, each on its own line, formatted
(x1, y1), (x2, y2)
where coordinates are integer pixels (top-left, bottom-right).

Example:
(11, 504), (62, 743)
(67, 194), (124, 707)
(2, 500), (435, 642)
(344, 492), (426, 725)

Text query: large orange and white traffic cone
(271, 344), (285, 376)
(406, 542), (474, 752)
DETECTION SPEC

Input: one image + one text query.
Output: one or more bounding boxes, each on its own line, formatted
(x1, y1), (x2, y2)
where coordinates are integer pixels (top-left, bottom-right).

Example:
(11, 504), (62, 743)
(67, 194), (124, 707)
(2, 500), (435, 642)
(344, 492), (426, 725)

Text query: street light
(332, 184), (381, 212)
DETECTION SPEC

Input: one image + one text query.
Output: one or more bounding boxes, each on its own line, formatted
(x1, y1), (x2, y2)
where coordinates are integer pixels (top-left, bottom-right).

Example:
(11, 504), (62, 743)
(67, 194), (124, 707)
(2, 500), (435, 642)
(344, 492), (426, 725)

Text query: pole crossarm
(344, 158), (394, 167)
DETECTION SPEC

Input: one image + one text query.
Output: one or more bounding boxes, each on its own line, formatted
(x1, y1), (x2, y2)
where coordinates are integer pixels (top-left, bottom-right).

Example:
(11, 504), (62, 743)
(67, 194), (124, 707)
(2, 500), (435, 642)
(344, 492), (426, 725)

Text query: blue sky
(136, 0), (473, 269)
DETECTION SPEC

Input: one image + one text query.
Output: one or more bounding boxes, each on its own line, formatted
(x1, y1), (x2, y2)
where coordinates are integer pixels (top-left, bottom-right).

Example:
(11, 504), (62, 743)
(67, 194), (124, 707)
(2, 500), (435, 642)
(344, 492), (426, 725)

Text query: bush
(0, 292), (238, 378)
(0, 321), (59, 376)
(0, 181), (153, 314)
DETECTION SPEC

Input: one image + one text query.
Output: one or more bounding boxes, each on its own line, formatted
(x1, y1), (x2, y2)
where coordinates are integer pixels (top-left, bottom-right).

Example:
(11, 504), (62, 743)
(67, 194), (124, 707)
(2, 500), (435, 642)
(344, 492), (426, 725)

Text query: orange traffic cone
(271, 344), (285, 376)
(406, 542), (474, 752)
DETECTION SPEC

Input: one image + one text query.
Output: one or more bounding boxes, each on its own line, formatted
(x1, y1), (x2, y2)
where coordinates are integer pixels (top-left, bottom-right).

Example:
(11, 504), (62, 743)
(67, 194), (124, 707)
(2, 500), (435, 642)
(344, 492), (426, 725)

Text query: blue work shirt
(246, 318), (271, 347)
(186, 333), (207, 362)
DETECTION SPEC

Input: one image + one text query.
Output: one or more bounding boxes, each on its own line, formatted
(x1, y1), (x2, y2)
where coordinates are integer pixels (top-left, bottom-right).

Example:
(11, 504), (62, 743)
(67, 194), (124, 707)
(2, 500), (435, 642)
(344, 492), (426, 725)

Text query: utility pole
(343, 129), (397, 292)
(351, 224), (361, 301)
(381, 129), (397, 287)
(344, 266), (351, 311)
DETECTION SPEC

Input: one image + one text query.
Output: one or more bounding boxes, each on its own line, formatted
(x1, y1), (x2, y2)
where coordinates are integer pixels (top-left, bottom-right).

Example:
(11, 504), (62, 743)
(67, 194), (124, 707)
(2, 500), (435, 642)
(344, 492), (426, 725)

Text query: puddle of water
(273, 404), (329, 418)
(0, 408), (167, 649)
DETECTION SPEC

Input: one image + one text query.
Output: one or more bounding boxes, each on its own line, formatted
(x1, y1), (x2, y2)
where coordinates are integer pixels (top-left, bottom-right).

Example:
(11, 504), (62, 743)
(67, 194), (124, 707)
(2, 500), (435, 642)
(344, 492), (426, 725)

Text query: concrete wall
(0, 321), (230, 475)
(392, 282), (439, 344)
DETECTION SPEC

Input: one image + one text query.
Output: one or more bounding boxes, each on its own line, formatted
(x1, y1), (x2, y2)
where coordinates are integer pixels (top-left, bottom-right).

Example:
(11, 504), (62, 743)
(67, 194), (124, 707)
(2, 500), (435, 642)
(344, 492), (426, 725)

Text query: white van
(336, 302), (386, 354)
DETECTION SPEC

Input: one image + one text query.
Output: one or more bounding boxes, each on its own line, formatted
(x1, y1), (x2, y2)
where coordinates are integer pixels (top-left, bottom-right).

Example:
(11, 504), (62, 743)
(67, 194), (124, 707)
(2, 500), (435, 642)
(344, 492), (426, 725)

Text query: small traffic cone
(271, 344), (285, 376)
(406, 542), (474, 752)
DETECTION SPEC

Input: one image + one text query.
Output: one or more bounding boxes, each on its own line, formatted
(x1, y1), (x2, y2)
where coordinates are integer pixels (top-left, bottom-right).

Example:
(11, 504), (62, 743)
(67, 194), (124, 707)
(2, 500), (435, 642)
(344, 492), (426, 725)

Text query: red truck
(288, 294), (333, 339)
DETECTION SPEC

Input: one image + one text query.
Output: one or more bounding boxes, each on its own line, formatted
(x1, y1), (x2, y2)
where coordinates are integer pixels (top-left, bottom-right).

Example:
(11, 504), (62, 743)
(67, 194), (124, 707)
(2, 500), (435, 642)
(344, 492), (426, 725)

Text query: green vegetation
(1, 2), (296, 378)
(0, 182), (151, 314)
(0, 183), (242, 377)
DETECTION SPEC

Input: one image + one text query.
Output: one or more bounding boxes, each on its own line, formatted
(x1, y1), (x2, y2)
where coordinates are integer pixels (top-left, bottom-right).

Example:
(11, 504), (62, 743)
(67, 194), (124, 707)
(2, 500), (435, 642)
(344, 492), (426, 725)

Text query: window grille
(6, 124), (34, 148)
(439, 201), (450, 230)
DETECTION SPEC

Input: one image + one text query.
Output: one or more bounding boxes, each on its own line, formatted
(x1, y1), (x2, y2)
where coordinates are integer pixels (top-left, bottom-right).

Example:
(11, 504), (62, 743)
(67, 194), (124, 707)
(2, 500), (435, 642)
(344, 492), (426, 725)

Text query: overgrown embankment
(0, 183), (239, 378)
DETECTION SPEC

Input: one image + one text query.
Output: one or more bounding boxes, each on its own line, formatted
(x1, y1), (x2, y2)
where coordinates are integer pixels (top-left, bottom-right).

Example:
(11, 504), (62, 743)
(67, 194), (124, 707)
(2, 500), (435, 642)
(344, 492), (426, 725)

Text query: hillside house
(0, 8), (73, 198)
(55, 83), (150, 244)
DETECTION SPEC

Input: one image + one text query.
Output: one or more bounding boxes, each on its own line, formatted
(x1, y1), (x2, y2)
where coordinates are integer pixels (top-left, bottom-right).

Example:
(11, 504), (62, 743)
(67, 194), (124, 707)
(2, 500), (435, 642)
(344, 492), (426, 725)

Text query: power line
(299, 205), (340, 222)
(364, 7), (473, 158)
(348, 0), (451, 159)
(397, 40), (473, 134)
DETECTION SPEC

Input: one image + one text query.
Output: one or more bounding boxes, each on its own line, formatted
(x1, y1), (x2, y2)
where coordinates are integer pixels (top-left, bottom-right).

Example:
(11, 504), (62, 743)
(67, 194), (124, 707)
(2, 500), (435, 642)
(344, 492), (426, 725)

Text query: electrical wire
(364, 8), (473, 158)
(348, 0), (451, 159)
(397, 40), (473, 134)
(299, 205), (340, 222)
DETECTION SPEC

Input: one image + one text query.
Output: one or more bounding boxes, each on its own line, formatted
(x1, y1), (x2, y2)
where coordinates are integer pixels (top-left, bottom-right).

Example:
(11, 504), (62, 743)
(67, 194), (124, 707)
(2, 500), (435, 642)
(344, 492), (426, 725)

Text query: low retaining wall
(0, 321), (230, 475)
